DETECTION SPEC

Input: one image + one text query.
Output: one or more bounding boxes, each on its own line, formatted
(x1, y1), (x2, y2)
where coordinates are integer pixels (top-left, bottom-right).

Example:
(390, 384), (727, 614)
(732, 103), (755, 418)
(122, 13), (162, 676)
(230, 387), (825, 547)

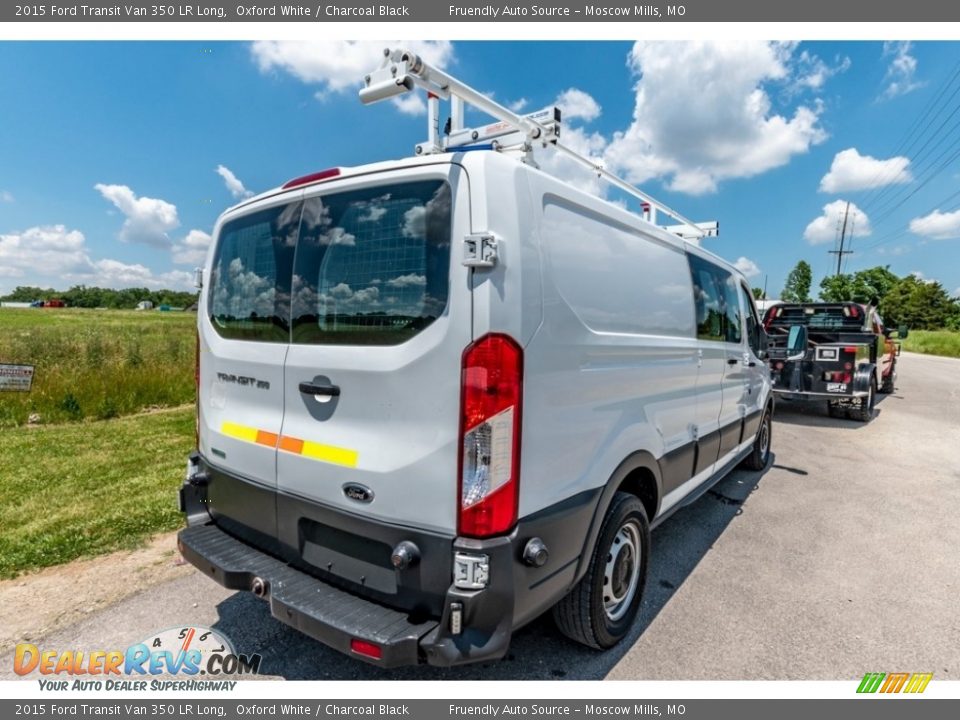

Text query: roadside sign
(0, 364), (34, 392)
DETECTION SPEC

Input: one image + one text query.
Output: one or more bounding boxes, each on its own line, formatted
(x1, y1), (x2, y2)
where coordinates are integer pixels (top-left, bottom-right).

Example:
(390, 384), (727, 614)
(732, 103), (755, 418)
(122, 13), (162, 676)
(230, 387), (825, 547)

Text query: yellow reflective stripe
(299, 440), (358, 468)
(221, 420), (359, 468)
(221, 421), (259, 443)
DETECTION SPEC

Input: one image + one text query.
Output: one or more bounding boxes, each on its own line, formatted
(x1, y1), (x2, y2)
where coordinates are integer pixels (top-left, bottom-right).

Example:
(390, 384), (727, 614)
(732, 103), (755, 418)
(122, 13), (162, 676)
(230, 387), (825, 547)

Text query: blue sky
(2, 40), (960, 298)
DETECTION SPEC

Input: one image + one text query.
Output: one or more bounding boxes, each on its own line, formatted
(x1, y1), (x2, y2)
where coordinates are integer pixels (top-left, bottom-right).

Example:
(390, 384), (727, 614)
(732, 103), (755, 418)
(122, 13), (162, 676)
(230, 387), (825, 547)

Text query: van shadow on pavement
(208, 459), (774, 681)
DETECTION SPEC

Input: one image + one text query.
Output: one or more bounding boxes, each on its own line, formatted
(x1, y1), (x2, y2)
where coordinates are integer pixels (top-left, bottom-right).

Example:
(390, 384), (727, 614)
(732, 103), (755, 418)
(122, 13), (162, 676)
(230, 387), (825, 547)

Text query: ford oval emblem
(342, 483), (374, 503)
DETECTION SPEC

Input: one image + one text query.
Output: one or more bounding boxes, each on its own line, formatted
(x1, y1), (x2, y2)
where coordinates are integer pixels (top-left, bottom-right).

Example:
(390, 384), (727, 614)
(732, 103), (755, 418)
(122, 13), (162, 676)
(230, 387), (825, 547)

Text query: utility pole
(829, 201), (854, 276)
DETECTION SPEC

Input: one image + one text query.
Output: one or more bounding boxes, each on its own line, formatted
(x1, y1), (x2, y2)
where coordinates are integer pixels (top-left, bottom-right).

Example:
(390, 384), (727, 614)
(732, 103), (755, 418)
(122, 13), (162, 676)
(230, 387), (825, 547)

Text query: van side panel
(520, 174), (699, 539)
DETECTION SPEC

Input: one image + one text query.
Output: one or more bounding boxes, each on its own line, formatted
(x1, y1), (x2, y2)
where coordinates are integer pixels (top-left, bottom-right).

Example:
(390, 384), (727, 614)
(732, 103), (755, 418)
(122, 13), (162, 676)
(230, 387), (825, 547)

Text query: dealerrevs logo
(14, 626), (261, 689)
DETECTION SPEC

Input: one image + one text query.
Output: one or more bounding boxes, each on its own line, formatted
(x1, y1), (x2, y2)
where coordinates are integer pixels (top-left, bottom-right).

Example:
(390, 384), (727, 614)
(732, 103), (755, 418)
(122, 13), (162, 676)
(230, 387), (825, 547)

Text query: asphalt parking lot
(9, 351), (959, 681)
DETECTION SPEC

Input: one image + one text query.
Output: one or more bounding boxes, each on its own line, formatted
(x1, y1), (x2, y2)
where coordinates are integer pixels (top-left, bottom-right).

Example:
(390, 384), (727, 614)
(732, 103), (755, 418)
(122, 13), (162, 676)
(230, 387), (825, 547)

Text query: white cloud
(734, 256), (761, 279)
(0, 190), (13, 203)
(216, 165), (254, 200)
(251, 41), (454, 116)
(555, 88), (601, 123)
(788, 50), (851, 94)
(819, 148), (912, 193)
(953, 287), (960, 298)
(604, 41), (828, 195)
(0, 224), (195, 290)
(0, 225), (91, 278)
(804, 200), (872, 245)
(909, 208), (960, 240)
(881, 42), (922, 100)
(508, 98), (529, 113)
(172, 229), (212, 265)
(386, 273), (426, 288)
(94, 183), (179, 248)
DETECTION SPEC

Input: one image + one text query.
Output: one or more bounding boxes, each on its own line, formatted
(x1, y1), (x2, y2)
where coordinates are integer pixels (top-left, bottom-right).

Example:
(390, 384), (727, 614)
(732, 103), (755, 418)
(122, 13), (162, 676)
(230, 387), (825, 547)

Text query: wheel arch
(573, 451), (661, 584)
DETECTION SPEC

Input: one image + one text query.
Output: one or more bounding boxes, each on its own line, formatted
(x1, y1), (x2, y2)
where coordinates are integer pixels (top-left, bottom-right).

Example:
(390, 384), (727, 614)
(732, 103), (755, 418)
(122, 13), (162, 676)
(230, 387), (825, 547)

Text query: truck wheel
(553, 492), (649, 650)
(851, 377), (877, 422)
(880, 367), (895, 394)
(741, 408), (771, 471)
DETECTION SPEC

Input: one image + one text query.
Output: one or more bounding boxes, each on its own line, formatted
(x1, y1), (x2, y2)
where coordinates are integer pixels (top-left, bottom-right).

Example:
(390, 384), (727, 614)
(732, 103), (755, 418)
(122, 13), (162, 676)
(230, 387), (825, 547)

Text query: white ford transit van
(178, 52), (773, 668)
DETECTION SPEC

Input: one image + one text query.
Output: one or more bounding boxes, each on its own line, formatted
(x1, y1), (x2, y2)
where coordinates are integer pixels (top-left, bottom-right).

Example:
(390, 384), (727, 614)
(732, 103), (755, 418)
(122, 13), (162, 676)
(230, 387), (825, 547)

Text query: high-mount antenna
(360, 48), (718, 242)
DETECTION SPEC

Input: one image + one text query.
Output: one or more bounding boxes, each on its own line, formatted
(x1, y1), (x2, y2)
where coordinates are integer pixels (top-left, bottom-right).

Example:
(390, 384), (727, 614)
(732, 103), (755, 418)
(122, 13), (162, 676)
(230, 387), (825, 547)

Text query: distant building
(136, 300), (154, 311)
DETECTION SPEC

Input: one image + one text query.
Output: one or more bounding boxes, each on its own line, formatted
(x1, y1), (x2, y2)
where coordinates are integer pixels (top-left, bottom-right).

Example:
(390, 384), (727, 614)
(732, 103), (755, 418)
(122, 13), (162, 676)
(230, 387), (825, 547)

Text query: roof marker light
(282, 168), (342, 189)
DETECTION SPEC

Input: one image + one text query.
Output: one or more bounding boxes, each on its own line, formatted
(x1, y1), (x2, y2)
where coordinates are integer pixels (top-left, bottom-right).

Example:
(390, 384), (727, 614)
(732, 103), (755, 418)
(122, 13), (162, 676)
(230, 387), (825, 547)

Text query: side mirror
(756, 326), (769, 360)
(193, 267), (204, 290)
(898, 324), (909, 339)
(787, 325), (808, 361)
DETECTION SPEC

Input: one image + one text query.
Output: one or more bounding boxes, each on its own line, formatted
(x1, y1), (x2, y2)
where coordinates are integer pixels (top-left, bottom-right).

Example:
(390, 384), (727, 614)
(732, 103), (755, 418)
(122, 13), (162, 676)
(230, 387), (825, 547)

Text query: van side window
(722, 274), (743, 344)
(208, 201), (301, 342)
(687, 255), (726, 342)
(291, 181), (451, 346)
(740, 283), (760, 354)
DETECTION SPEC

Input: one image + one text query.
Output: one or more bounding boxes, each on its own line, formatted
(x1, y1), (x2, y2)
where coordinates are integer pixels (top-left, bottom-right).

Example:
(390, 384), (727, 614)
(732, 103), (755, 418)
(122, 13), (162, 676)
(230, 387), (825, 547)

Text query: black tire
(552, 492), (650, 649)
(880, 366), (895, 394)
(741, 407), (772, 471)
(850, 377), (877, 422)
(827, 401), (846, 419)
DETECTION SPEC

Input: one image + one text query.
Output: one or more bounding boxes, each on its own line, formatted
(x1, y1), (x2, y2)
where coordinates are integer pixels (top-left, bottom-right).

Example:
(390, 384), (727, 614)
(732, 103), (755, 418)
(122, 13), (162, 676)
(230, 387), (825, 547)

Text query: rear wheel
(741, 407), (771, 471)
(880, 365), (895, 394)
(553, 492), (649, 649)
(851, 377), (877, 422)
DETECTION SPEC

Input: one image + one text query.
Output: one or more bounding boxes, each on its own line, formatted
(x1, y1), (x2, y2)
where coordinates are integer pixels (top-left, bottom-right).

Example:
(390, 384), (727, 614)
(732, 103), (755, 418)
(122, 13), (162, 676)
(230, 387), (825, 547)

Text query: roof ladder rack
(360, 48), (717, 241)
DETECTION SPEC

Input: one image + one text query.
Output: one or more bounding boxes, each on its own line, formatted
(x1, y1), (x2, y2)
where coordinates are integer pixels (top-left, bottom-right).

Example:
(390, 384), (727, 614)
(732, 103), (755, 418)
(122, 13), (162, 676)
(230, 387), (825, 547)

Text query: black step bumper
(178, 523), (439, 668)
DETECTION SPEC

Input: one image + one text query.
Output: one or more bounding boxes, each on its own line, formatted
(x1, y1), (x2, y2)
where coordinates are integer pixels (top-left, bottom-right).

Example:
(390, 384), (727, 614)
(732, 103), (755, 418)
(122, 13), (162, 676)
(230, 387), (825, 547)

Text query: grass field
(902, 330), (960, 358)
(0, 407), (193, 579)
(0, 308), (196, 427)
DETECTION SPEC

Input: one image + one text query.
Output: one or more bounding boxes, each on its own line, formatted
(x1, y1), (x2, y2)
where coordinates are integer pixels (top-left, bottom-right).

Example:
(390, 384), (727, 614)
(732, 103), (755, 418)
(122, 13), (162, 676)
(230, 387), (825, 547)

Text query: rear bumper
(772, 388), (869, 399)
(177, 454), (596, 667)
(177, 523), (438, 667)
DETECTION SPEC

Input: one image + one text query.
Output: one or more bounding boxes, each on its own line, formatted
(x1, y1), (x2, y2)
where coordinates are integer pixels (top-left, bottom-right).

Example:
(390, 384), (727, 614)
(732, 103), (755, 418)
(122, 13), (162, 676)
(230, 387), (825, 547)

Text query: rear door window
(208, 201), (301, 342)
(291, 180), (452, 346)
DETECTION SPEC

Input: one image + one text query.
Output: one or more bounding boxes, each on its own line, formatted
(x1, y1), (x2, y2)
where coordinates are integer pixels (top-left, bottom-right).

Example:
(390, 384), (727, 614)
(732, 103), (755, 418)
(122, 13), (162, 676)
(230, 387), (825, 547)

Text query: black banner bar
(5, 0), (960, 23)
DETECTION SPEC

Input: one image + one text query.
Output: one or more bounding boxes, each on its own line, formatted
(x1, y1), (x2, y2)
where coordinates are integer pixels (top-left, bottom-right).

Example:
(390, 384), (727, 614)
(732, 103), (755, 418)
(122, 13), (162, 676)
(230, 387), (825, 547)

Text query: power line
(856, 60), (960, 213)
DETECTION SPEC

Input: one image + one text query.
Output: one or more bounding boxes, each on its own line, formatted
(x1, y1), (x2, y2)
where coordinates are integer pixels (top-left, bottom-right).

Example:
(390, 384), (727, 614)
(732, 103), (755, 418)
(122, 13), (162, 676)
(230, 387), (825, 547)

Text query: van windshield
(291, 180), (451, 346)
(207, 180), (452, 346)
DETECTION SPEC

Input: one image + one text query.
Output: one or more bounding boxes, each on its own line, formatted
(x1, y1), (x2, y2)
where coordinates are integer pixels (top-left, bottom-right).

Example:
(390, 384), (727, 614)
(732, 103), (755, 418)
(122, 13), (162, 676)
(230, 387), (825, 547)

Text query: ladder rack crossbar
(360, 48), (712, 240)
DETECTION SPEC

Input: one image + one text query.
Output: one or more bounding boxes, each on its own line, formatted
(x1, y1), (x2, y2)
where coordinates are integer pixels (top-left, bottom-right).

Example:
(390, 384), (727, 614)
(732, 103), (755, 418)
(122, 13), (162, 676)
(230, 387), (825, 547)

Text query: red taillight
(194, 330), (200, 447)
(850, 305), (860, 317)
(350, 639), (382, 660)
(843, 372), (852, 384)
(458, 334), (523, 539)
(844, 362), (853, 370)
(281, 167), (341, 189)
(844, 346), (858, 354)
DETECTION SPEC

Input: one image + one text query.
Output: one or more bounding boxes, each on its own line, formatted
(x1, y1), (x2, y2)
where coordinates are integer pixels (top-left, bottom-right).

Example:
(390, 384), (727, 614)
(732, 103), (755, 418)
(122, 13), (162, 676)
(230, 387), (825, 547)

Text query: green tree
(880, 275), (960, 330)
(751, 287), (765, 300)
(819, 273), (854, 302)
(781, 260), (813, 302)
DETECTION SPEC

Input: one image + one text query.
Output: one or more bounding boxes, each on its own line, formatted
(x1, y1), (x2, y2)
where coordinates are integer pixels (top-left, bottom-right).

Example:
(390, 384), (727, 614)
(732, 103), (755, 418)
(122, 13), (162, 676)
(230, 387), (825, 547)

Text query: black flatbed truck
(762, 302), (903, 422)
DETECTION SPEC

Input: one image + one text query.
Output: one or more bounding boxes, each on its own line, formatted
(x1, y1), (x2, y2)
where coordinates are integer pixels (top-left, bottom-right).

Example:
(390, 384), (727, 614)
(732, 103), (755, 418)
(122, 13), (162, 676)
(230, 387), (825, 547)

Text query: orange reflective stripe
(279, 435), (304, 454)
(255, 430), (279, 448)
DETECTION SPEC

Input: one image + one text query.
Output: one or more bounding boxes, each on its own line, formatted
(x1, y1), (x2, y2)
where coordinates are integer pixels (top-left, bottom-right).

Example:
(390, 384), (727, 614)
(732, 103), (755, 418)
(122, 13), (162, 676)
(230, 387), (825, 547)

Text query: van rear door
(199, 196), (303, 540)
(276, 168), (471, 538)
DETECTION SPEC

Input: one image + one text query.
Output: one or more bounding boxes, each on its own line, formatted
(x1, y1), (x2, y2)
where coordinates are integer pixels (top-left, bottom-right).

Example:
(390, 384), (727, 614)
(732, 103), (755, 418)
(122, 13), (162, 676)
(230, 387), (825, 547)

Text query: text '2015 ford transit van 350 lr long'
(177, 49), (773, 667)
